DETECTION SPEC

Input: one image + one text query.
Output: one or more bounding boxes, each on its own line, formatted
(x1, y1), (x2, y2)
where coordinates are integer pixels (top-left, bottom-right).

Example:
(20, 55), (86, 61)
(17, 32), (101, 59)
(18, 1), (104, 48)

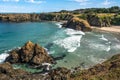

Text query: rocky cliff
(63, 17), (92, 31)
(0, 13), (73, 22)
(86, 13), (112, 27)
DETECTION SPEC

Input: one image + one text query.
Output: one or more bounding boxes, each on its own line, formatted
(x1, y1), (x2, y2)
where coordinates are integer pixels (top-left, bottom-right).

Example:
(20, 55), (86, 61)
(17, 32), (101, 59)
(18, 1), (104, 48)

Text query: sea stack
(5, 41), (54, 65)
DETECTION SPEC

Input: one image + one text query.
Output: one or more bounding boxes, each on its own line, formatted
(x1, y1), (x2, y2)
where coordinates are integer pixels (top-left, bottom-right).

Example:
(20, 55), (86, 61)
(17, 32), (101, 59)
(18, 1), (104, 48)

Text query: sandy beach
(92, 26), (120, 33)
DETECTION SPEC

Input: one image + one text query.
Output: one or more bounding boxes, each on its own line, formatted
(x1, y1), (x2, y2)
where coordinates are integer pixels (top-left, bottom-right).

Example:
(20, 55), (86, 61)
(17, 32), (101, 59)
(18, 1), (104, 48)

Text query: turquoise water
(0, 22), (120, 72)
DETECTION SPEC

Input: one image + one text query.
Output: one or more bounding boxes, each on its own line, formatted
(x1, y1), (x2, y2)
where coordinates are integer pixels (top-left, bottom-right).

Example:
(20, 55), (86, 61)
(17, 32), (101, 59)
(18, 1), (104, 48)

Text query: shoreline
(92, 26), (120, 34)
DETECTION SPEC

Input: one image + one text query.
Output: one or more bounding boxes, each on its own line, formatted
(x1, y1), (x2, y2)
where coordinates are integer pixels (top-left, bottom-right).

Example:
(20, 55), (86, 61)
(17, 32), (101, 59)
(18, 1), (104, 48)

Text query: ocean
(0, 22), (120, 72)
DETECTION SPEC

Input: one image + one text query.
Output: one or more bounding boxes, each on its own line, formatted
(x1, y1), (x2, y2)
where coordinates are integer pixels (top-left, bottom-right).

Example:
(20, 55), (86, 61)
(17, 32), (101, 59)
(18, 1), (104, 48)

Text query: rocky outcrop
(71, 54), (120, 80)
(0, 62), (28, 80)
(63, 17), (92, 31)
(0, 62), (71, 80)
(5, 41), (54, 65)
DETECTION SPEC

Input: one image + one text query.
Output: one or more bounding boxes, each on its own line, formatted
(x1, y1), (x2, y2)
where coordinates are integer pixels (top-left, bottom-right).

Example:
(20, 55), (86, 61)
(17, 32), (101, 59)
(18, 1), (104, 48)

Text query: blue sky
(0, 0), (120, 13)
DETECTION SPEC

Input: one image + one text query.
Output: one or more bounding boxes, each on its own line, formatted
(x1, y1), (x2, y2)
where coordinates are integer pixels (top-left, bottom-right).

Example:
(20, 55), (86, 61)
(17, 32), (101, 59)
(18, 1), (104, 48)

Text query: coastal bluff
(0, 13), (73, 22)
(63, 17), (92, 31)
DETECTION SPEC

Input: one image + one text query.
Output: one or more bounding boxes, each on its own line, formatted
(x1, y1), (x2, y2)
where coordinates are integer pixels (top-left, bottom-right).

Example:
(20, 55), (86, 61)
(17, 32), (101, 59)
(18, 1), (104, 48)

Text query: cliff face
(63, 17), (92, 31)
(40, 13), (73, 21)
(0, 14), (41, 22)
(0, 13), (73, 22)
(86, 14), (112, 27)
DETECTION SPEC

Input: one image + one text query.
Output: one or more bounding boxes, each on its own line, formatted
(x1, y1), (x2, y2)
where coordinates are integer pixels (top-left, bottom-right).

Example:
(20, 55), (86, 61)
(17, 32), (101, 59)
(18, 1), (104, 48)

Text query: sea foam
(100, 34), (108, 41)
(0, 53), (9, 63)
(55, 22), (62, 28)
(0, 47), (21, 63)
(54, 29), (85, 52)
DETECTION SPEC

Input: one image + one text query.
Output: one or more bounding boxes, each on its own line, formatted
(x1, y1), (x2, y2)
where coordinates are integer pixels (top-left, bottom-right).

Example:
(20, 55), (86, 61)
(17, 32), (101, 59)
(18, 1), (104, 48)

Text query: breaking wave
(53, 29), (85, 52)
(0, 53), (9, 63)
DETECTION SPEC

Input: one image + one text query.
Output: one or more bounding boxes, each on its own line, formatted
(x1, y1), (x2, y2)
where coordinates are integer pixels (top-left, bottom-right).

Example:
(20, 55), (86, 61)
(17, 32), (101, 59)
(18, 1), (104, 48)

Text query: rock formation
(1, 47), (120, 80)
(5, 41), (54, 65)
(63, 17), (92, 31)
(71, 54), (120, 80)
(0, 62), (28, 80)
(86, 13), (111, 27)
(0, 13), (73, 22)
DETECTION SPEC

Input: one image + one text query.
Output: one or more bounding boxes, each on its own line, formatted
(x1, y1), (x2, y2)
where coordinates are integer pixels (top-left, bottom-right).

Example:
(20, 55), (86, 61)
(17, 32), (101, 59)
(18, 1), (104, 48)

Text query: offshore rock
(5, 41), (54, 65)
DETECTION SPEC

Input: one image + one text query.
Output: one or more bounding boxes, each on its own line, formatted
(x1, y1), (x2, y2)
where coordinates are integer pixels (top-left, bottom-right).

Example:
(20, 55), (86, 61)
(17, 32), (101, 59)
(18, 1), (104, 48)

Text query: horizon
(0, 0), (120, 13)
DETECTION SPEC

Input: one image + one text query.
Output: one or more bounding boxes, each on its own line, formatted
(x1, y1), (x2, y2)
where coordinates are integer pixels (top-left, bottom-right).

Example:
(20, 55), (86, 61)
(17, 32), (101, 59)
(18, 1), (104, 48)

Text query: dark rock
(5, 41), (54, 65)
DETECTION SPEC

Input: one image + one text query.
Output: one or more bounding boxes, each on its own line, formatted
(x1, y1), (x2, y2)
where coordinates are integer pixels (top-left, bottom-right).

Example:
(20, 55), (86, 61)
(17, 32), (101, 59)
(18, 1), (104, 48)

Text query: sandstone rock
(5, 41), (54, 65)
(63, 17), (92, 31)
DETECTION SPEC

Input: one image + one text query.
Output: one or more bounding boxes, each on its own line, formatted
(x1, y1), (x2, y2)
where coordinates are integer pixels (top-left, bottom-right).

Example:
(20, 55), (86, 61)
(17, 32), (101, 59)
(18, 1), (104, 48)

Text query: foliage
(112, 14), (120, 25)
(71, 6), (120, 14)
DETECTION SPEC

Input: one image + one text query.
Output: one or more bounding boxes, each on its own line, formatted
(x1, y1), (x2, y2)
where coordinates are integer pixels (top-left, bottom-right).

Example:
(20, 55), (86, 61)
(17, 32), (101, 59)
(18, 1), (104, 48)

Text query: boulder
(63, 17), (92, 31)
(5, 41), (54, 65)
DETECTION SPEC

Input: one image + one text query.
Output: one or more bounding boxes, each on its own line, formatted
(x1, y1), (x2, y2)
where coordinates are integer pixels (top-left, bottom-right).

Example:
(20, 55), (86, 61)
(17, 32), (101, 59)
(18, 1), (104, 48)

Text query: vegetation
(112, 14), (120, 25)
(71, 54), (120, 80)
(0, 6), (120, 27)
(70, 6), (120, 14)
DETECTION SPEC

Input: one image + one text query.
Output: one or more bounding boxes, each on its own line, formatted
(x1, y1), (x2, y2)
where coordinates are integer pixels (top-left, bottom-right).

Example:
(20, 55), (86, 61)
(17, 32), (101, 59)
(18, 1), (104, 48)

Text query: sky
(0, 0), (120, 13)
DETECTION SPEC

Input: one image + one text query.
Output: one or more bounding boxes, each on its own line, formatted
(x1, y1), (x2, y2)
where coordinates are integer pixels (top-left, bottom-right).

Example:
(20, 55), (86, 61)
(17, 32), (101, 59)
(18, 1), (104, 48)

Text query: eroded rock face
(5, 41), (54, 65)
(63, 17), (92, 32)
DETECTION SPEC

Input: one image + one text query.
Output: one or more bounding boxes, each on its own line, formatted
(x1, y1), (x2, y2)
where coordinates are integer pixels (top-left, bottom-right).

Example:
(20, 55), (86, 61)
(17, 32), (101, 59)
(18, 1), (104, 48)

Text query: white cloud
(2, 0), (45, 4)
(3, 0), (19, 2)
(69, 0), (90, 6)
(74, 0), (88, 3)
(25, 0), (45, 4)
(102, 0), (111, 6)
